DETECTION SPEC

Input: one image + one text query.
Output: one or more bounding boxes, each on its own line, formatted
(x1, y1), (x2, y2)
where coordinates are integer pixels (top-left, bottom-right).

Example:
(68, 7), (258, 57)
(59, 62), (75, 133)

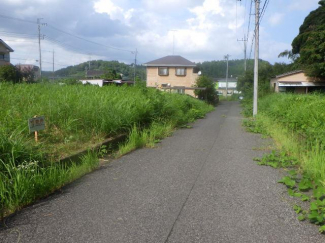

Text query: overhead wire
(259, 0), (270, 24)
(46, 24), (134, 53)
(0, 13), (136, 56)
(247, 0), (270, 61)
(44, 35), (90, 55)
(0, 14), (37, 24)
(246, 0), (253, 56)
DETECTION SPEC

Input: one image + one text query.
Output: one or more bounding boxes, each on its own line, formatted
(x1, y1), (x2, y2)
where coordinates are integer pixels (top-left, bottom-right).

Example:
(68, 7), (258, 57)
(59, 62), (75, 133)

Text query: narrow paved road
(1, 102), (323, 243)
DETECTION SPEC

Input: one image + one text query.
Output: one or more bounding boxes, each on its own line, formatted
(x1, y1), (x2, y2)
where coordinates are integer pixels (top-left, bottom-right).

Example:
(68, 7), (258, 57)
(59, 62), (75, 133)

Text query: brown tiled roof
(275, 70), (304, 78)
(144, 55), (196, 67)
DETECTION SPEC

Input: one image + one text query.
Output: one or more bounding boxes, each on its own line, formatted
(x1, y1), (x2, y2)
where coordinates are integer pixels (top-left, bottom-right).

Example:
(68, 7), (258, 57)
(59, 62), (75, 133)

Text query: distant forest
(43, 60), (146, 80)
(197, 59), (294, 79)
(44, 58), (294, 82)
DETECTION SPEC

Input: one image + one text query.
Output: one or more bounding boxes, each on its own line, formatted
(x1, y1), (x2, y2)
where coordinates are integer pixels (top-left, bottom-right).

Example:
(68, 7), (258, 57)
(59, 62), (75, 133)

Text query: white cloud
(2, 0), (56, 5)
(142, 0), (202, 14)
(189, 0), (223, 17)
(1, 0), (311, 69)
(93, 0), (134, 25)
(260, 39), (291, 62)
(134, 0), (246, 62)
(268, 13), (284, 26)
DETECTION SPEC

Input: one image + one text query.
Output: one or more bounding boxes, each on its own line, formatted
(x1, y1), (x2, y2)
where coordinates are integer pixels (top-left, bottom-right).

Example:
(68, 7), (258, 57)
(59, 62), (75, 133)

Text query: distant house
(271, 70), (325, 94)
(144, 55), (200, 97)
(16, 64), (40, 81)
(213, 77), (239, 96)
(0, 39), (14, 66)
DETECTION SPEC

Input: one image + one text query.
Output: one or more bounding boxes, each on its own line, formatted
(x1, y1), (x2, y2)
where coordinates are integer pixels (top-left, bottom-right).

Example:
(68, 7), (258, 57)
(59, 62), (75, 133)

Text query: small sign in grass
(28, 116), (45, 142)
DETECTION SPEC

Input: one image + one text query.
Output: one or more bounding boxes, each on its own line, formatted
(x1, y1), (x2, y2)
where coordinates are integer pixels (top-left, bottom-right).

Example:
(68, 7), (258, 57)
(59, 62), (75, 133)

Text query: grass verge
(116, 121), (174, 157)
(0, 151), (99, 219)
(243, 95), (325, 233)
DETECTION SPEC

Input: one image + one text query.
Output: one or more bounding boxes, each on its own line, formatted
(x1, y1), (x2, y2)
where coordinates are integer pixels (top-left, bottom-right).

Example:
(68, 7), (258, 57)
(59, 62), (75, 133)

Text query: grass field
(0, 83), (214, 217)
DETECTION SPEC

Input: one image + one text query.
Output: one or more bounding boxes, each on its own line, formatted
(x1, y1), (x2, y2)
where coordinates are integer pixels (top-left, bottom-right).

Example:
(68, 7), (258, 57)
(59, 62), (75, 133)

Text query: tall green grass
(0, 83), (213, 217)
(116, 121), (174, 157)
(0, 151), (99, 218)
(0, 83), (213, 164)
(252, 93), (325, 181)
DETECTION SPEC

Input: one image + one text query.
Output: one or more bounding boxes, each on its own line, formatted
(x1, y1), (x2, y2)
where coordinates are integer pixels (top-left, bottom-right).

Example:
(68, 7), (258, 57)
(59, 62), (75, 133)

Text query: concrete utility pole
(253, 0), (260, 116)
(37, 18), (46, 79)
(88, 54), (91, 70)
(238, 35), (248, 72)
(52, 50), (55, 77)
(133, 48), (138, 85)
(225, 54), (230, 98)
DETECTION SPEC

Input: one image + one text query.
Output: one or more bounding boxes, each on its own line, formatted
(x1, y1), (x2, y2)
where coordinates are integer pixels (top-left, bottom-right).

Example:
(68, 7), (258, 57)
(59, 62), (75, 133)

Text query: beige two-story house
(271, 70), (325, 94)
(0, 39), (14, 66)
(144, 55), (199, 97)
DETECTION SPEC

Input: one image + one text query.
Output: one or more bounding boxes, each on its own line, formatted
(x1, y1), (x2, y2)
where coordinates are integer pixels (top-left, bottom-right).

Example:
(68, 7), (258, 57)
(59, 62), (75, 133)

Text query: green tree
(101, 69), (122, 80)
(237, 61), (274, 99)
(0, 65), (19, 83)
(194, 75), (218, 105)
(291, 0), (325, 78)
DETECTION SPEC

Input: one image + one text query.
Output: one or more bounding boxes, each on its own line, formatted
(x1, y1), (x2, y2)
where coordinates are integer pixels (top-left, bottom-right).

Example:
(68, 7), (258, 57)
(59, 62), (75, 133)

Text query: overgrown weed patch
(245, 109), (325, 234)
(0, 83), (214, 218)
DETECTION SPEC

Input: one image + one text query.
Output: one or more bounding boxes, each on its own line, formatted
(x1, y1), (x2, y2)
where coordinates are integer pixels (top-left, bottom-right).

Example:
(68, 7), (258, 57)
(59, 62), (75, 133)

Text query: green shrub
(0, 65), (19, 83)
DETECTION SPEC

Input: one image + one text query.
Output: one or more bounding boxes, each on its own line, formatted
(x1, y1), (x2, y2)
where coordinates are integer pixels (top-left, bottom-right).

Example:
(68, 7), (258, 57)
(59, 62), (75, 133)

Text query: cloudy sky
(0, 0), (321, 71)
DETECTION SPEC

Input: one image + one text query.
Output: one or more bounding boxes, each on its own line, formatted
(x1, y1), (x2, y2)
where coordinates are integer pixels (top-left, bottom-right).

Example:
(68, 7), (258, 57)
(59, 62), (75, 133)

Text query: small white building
(81, 79), (105, 87)
(214, 77), (239, 96)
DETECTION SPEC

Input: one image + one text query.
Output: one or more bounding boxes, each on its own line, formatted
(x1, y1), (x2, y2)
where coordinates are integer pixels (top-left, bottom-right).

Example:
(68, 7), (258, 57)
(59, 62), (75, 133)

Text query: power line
(47, 24), (134, 53)
(0, 14), (135, 54)
(243, 0), (248, 29)
(0, 30), (38, 38)
(259, 0), (270, 24)
(1, 14), (138, 69)
(0, 14), (37, 24)
(3, 39), (38, 43)
(248, 0), (270, 61)
(246, 0), (253, 45)
(12, 57), (76, 67)
(11, 57), (37, 61)
(45, 35), (90, 55)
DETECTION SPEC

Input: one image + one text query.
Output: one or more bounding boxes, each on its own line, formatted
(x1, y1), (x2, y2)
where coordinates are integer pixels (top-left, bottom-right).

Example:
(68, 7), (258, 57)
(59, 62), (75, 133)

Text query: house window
(175, 68), (186, 76)
(0, 54), (4, 60)
(158, 67), (169, 76)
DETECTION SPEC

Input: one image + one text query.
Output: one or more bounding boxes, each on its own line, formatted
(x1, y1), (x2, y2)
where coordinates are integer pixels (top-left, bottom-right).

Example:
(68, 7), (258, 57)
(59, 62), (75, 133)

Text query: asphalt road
(1, 101), (324, 243)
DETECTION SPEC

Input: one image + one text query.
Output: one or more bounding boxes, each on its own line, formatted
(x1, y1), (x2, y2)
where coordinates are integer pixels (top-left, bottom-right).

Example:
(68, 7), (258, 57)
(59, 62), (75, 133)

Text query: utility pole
(88, 54), (91, 70)
(253, 0), (260, 116)
(37, 18), (46, 79)
(133, 48), (138, 85)
(52, 50), (55, 77)
(225, 54), (230, 98)
(238, 35), (248, 72)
